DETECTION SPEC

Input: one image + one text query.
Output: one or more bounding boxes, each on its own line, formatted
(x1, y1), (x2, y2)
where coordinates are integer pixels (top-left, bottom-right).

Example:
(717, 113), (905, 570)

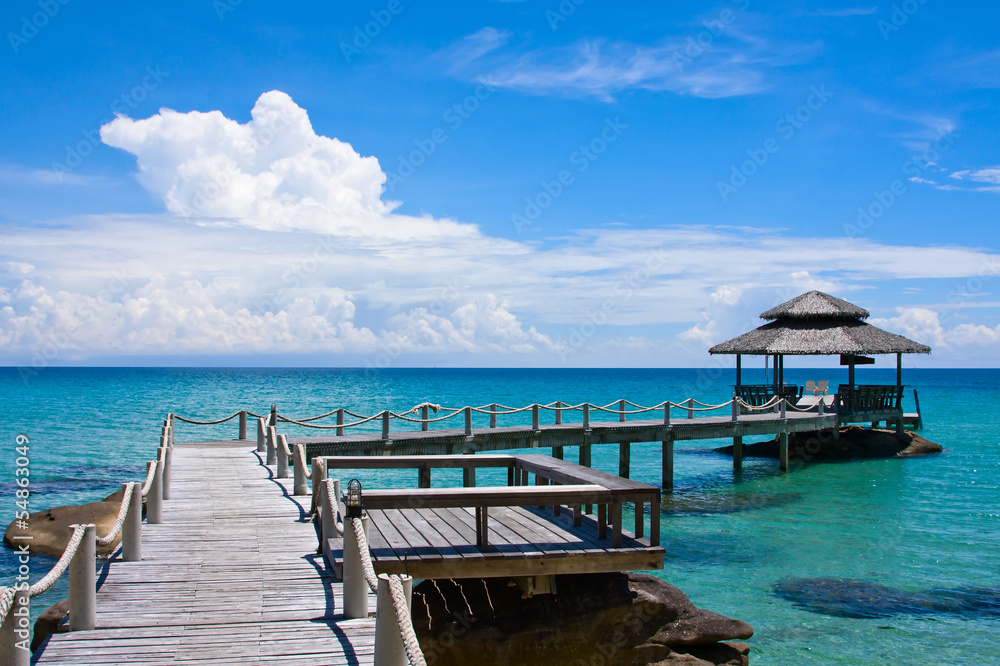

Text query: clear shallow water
(1, 367), (998, 664)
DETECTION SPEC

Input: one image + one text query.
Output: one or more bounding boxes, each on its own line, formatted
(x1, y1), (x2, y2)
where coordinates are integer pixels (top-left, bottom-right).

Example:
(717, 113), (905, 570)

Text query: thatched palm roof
(709, 291), (931, 356)
(760, 291), (869, 321)
(709, 318), (931, 355)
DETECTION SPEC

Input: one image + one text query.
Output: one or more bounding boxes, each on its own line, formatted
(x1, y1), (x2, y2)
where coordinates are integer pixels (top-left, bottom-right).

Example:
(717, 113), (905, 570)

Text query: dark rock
(714, 426), (942, 461)
(774, 577), (1000, 620)
(3, 488), (132, 557)
(413, 572), (752, 666)
(31, 599), (69, 652)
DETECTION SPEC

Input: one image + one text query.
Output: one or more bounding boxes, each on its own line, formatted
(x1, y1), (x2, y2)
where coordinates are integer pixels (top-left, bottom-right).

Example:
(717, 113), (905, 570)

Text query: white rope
(0, 586), (16, 627)
(295, 444), (312, 480)
(141, 459), (159, 497)
(172, 411), (242, 425)
(28, 525), (87, 597)
(350, 518), (378, 593)
(96, 484), (134, 547)
(389, 575), (428, 666)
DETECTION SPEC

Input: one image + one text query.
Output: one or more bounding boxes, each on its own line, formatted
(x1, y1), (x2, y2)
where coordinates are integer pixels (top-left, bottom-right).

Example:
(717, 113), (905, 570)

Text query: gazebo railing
(835, 384), (905, 419)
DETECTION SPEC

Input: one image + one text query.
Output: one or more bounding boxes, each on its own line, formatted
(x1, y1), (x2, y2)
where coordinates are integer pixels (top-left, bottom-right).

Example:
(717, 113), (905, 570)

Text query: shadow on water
(774, 577), (1000, 619)
(662, 532), (762, 566)
(661, 490), (801, 516)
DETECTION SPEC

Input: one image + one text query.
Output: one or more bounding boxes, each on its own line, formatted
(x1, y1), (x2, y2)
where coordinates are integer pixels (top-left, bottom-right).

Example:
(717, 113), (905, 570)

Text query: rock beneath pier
(413, 572), (752, 665)
(31, 599), (70, 652)
(715, 426), (941, 461)
(3, 488), (131, 557)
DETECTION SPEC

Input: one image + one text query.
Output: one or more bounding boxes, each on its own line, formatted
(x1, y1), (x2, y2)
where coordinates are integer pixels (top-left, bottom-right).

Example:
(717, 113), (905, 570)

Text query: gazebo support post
(896, 352), (902, 387)
(778, 431), (789, 471)
(736, 354), (742, 387)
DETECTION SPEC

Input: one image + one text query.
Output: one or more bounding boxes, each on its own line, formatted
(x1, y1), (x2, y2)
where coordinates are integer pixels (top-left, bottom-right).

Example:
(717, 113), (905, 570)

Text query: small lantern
(345, 479), (363, 519)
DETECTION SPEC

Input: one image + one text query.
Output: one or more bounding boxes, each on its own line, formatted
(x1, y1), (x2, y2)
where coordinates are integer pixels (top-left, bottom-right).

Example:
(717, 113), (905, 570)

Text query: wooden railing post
(239, 410), (247, 440)
(687, 398), (694, 419)
(161, 446), (172, 500)
(123, 482), (142, 562)
(555, 401), (563, 425)
(532, 404), (540, 431)
(0, 584), (29, 665)
(374, 574), (412, 666)
(343, 516), (370, 620)
(276, 434), (289, 479)
(293, 445), (308, 495)
(266, 425), (277, 465)
(147, 459), (163, 525)
(664, 402), (671, 425)
(619, 399), (626, 423)
(337, 408), (345, 436)
(464, 407), (472, 436)
(256, 417), (267, 453)
(732, 394), (739, 422)
(780, 399), (787, 419)
(382, 412), (391, 441)
(420, 406), (429, 432)
(269, 403), (277, 429)
(69, 524), (96, 631)
(583, 403), (590, 429)
(320, 478), (339, 560)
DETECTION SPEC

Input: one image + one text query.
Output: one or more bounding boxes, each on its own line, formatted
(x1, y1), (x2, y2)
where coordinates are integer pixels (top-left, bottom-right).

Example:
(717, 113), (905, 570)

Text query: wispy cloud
(812, 7), (878, 17)
(440, 27), (512, 73)
(942, 166), (1000, 193)
(0, 164), (99, 187)
(443, 28), (820, 101)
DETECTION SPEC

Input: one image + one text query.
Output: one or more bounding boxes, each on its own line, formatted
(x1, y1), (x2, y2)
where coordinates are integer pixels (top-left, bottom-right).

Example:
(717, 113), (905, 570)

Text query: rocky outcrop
(413, 573), (753, 665)
(715, 426), (942, 461)
(3, 488), (132, 557)
(31, 599), (69, 652)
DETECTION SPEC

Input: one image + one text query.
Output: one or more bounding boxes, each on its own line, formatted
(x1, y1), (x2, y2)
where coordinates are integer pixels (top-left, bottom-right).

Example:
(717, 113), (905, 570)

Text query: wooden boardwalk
(34, 443), (377, 665)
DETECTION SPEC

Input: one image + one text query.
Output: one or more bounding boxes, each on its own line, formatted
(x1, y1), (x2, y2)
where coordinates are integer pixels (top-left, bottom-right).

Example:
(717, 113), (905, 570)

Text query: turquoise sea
(2, 367), (998, 664)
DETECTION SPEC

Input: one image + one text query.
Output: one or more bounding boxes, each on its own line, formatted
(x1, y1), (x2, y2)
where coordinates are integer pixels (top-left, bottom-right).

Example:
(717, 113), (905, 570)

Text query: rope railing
(96, 483), (134, 547)
(349, 516), (427, 666)
(1, 421), (170, 638)
(171, 411), (243, 425)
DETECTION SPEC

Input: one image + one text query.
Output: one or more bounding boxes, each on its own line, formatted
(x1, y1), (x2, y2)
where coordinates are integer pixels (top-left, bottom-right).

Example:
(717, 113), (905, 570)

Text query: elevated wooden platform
(322, 453), (663, 581)
(34, 443), (377, 665)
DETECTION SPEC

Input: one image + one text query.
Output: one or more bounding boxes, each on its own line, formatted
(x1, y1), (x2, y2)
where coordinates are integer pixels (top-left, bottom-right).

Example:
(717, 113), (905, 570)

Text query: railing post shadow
(69, 524), (96, 631)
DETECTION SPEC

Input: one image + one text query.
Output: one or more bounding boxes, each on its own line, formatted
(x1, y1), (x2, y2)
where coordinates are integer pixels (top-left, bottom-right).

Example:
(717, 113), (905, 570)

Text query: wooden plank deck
(359, 505), (664, 579)
(34, 442), (377, 665)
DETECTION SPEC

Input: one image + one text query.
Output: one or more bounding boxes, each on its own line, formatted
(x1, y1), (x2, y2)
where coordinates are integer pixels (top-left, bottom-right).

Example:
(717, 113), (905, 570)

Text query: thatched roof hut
(709, 290), (930, 389)
(709, 291), (930, 357)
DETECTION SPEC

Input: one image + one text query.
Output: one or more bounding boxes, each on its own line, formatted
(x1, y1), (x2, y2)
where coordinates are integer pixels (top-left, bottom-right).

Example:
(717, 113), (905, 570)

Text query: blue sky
(1, 0), (998, 369)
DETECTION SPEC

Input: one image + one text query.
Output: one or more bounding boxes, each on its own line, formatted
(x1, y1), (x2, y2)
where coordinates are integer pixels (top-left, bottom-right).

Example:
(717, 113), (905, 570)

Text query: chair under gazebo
(709, 291), (931, 429)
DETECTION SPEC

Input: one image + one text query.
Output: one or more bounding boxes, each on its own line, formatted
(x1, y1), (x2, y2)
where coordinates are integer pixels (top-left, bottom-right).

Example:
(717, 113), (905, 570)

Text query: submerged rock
(774, 577), (1000, 619)
(3, 488), (132, 557)
(714, 426), (942, 461)
(414, 573), (752, 665)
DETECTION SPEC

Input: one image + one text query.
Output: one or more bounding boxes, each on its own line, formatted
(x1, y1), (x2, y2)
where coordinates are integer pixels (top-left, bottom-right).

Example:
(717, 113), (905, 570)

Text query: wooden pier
(33, 442), (379, 665)
(292, 407), (840, 485)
